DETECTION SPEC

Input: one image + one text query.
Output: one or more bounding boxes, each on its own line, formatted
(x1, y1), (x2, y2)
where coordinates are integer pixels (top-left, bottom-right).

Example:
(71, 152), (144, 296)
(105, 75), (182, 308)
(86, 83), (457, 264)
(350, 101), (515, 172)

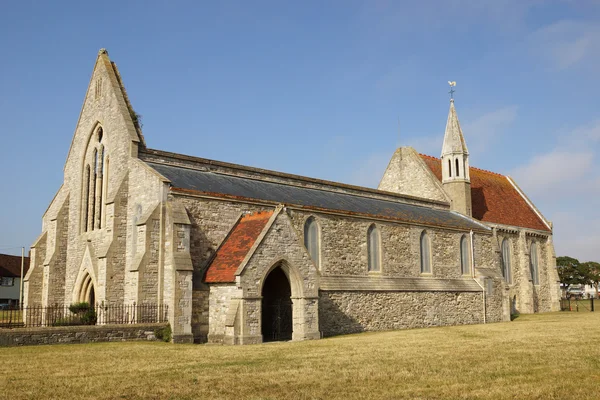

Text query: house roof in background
(0, 254), (30, 278)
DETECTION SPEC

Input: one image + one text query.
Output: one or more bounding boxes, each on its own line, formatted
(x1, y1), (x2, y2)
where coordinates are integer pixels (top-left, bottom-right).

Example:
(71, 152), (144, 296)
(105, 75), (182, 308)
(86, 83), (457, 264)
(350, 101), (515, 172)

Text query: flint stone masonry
(0, 323), (166, 347)
(319, 291), (484, 337)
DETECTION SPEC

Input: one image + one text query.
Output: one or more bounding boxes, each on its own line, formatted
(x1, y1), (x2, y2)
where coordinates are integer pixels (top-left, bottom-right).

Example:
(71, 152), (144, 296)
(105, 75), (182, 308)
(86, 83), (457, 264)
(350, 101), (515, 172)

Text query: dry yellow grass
(1, 312), (599, 400)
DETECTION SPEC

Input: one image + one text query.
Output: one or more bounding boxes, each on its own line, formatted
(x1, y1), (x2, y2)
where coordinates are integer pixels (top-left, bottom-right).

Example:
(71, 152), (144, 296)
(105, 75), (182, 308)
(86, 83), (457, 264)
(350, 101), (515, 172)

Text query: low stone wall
(0, 323), (168, 347)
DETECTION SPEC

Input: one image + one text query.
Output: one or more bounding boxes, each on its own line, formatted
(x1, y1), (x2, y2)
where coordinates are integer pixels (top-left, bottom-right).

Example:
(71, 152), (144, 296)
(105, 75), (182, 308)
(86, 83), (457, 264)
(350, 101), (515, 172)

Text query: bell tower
(441, 97), (472, 216)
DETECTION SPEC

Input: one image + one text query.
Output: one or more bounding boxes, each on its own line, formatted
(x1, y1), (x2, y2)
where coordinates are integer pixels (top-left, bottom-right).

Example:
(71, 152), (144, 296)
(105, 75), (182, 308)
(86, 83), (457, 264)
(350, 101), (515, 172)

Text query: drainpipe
(470, 230), (486, 324)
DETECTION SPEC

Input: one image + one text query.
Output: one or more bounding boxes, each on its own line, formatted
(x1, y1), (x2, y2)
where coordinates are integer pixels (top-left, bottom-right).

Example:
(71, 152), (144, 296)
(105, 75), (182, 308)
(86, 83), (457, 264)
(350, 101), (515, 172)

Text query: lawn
(1, 312), (599, 400)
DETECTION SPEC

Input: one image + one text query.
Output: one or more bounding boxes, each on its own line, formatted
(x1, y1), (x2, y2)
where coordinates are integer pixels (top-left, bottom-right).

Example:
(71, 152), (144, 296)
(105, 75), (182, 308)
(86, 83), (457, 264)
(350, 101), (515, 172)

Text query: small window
(367, 224), (381, 272)
(530, 242), (539, 285)
(456, 158), (460, 177)
(501, 239), (512, 284)
(304, 217), (320, 268)
(448, 159), (452, 177)
(460, 235), (470, 275)
(420, 231), (432, 274)
(1, 277), (15, 286)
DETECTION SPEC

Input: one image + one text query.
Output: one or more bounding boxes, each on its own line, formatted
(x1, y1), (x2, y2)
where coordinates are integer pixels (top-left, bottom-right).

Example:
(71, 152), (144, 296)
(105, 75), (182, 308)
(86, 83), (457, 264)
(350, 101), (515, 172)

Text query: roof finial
(448, 81), (456, 101)
(98, 48), (108, 56)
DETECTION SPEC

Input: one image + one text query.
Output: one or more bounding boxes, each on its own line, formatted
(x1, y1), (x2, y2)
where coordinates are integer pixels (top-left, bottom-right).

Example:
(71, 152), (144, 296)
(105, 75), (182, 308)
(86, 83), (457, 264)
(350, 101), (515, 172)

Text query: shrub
(155, 324), (172, 343)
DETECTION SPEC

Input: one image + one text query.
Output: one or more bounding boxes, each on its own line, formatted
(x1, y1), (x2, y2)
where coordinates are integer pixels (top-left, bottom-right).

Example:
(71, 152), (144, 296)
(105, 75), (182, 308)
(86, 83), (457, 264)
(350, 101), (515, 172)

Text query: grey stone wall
(378, 147), (449, 203)
(207, 284), (240, 343)
(319, 291), (483, 337)
(287, 209), (491, 280)
(0, 323), (166, 347)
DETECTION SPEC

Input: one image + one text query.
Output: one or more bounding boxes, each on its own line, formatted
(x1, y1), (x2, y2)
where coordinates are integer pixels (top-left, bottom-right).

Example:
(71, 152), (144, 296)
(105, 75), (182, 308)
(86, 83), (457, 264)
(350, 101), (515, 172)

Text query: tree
(582, 261), (600, 298)
(556, 256), (585, 291)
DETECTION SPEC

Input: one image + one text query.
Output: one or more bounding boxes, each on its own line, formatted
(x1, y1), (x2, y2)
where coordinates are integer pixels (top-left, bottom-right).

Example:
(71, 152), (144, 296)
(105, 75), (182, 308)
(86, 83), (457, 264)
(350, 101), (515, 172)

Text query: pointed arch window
(456, 158), (460, 177)
(420, 231), (432, 274)
(367, 224), (381, 272)
(530, 242), (539, 285)
(82, 125), (108, 233)
(460, 235), (470, 275)
(448, 159), (452, 177)
(83, 165), (91, 232)
(501, 239), (512, 284)
(304, 217), (320, 268)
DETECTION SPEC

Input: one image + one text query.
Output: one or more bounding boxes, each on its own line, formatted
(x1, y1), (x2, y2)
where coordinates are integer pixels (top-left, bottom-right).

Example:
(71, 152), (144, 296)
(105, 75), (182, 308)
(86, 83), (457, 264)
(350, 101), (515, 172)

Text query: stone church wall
(319, 291), (483, 337)
(287, 209), (495, 280)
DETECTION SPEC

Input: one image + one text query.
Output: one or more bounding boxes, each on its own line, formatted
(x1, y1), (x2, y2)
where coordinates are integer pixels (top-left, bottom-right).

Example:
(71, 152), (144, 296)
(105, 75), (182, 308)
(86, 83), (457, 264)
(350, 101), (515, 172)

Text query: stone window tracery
(82, 125), (107, 233)
(420, 231), (432, 274)
(367, 224), (381, 272)
(304, 217), (320, 269)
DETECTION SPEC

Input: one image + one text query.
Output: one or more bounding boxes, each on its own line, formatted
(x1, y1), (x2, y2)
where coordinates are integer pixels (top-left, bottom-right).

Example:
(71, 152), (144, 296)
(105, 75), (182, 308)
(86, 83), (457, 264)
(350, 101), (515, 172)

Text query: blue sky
(0, 1), (598, 261)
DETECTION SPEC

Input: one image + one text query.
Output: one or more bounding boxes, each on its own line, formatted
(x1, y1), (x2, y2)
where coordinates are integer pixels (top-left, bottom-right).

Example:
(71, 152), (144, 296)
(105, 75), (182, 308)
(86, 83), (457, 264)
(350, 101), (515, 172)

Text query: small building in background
(0, 253), (29, 307)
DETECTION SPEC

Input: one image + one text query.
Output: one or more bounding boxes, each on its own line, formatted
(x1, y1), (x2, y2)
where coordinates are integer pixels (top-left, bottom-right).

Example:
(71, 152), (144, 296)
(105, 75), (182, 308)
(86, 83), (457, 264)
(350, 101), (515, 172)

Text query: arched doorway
(78, 273), (95, 305)
(261, 267), (293, 342)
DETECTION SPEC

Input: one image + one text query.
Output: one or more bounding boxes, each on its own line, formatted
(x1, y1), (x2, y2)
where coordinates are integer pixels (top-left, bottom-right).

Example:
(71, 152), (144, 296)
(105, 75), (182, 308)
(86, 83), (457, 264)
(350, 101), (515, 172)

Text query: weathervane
(448, 81), (456, 100)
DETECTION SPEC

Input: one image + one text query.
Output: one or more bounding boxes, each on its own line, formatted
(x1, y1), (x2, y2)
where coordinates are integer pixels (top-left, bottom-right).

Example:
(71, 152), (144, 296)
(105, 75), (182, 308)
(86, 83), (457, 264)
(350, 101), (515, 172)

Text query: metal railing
(560, 298), (595, 312)
(0, 303), (168, 329)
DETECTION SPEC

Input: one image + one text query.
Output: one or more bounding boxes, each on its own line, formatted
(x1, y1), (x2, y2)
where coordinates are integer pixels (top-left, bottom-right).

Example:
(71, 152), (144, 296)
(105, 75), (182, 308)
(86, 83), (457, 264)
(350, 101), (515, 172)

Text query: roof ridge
(419, 153), (505, 177)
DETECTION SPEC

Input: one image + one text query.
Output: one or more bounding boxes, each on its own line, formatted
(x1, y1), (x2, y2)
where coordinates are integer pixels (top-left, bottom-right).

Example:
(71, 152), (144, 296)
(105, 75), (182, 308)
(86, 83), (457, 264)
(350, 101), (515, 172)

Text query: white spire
(441, 99), (469, 157)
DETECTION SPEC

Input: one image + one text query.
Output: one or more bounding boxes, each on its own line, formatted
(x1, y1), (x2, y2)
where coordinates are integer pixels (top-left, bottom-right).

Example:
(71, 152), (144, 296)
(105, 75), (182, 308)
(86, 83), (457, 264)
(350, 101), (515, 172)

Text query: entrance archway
(78, 273), (95, 305)
(261, 267), (293, 342)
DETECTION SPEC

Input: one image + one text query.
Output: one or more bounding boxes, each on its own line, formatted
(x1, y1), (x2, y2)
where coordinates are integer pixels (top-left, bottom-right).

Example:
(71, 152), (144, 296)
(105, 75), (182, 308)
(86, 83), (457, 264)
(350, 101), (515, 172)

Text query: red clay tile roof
(204, 210), (274, 283)
(420, 154), (550, 232)
(0, 254), (30, 278)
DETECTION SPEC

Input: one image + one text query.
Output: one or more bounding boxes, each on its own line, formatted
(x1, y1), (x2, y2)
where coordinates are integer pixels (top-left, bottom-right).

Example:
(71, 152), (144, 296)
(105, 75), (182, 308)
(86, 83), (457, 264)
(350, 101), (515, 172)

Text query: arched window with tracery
(501, 239), (512, 284)
(82, 125), (107, 232)
(367, 224), (381, 272)
(420, 231), (432, 274)
(304, 217), (320, 269)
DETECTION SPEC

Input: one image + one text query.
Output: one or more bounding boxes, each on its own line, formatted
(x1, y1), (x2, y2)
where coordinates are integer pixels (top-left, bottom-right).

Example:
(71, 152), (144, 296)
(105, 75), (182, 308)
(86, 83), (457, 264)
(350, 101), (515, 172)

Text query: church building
(24, 50), (560, 344)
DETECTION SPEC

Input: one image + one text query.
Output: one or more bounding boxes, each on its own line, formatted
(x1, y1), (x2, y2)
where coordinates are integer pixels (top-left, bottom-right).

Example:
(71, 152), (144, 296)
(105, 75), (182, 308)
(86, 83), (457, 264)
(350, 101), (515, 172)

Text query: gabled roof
(204, 210), (274, 283)
(419, 154), (551, 232)
(441, 100), (469, 156)
(148, 162), (490, 232)
(0, 254), (30, 278)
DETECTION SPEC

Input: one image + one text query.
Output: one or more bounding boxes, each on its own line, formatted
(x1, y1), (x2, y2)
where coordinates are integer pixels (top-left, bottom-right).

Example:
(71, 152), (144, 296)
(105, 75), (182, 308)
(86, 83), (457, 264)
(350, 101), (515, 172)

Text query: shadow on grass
(511, 313), (520, 321)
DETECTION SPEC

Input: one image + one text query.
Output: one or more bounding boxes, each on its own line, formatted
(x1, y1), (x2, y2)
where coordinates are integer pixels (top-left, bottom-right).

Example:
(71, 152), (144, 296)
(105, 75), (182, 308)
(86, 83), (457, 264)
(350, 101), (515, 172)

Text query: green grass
(1, 312), (600, 399)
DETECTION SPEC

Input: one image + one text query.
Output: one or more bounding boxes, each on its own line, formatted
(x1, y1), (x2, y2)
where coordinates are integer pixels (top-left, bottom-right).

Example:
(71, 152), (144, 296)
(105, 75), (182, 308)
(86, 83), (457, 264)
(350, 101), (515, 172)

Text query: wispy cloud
(511, 150), (594, 196)
(511, 119), (600, 261)
(463, 106), (518, 152)
(528, 20), (600, 70)
(348, 150), (392, 188)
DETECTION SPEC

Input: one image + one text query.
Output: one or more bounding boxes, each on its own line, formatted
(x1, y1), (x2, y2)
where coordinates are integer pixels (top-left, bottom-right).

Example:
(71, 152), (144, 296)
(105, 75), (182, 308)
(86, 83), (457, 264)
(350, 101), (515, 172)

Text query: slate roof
(204, 211), (274, 283)
(0, 254), (30, 278)
(419, 154), (550, 232)
(147, 162), (489, 232)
